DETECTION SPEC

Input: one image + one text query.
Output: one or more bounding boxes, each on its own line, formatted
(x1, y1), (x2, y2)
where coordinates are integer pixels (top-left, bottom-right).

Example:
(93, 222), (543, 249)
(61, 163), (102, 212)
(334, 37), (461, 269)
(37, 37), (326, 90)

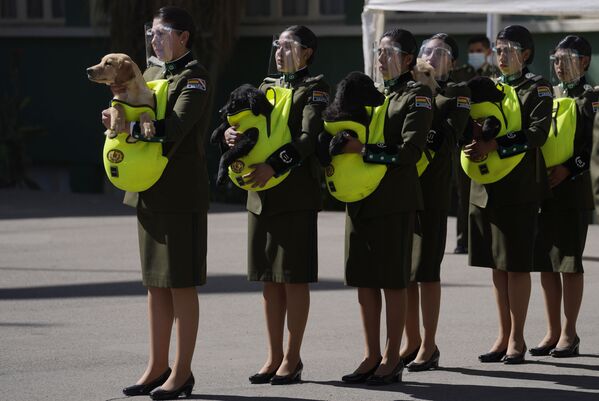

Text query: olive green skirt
(469, 203), (538, 272)
(533, 206), (591, 273)
(137, 208), (207, 288)
(345, 211), (414, 289)
(247, 210), (318, 283)
(411, 209), (448, 282)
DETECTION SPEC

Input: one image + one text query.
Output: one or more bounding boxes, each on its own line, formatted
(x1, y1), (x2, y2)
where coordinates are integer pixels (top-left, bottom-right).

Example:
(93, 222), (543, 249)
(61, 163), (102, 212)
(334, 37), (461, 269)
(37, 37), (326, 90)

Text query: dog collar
(164, 52), (194, 74)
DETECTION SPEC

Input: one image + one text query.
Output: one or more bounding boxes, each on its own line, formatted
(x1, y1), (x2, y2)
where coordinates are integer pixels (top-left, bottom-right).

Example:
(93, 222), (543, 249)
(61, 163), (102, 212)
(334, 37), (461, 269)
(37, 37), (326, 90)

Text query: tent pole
(486, 13), (501, 43)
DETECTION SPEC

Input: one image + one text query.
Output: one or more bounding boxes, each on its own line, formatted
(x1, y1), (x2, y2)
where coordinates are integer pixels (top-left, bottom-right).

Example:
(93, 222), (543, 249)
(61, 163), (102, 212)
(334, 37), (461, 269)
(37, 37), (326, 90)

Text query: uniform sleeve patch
(592, 101), (599, 113)
(415, 96), (432, 109)
(186, 78), (206, 91)
(311, 90), (329, 104)
(537, 86), (553, 98)
(456, 96), (471, 109)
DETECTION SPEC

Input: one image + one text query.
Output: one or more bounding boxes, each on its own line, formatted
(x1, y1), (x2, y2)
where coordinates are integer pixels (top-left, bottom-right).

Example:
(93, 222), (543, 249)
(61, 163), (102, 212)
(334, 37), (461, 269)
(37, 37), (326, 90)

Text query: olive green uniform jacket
(470, 71), (553, 208)
(125, 53), (210, 213)
(421, 81), (471, 210)
(246, 72), (329, 216)
(347, 77), (433, 219)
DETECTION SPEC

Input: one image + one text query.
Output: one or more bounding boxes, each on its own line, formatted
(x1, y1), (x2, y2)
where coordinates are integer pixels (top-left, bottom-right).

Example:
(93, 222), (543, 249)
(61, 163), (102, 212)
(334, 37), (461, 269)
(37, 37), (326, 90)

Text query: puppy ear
(115, 59), (135, 85)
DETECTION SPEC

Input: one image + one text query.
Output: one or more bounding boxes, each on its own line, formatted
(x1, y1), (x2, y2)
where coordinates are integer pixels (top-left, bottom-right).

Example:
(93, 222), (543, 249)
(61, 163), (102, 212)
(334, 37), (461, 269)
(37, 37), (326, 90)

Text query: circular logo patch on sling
(231, 160), (245, 174)
(107, 149), (124, 163)
(325, 164), (335, 177)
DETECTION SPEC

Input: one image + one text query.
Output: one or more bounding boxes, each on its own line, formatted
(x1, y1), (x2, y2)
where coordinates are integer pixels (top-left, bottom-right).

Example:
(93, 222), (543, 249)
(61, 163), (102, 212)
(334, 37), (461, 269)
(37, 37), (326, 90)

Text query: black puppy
(210, 84), (274, 185)
(464, 76), (505, 142)
(317, 72), (386, 165)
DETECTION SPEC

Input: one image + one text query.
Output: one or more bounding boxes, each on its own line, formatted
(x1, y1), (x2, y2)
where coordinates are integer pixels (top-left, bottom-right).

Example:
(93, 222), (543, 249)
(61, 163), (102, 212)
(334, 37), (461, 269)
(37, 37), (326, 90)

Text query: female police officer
(101, 6), (210, 400)
(530, 35), (597, 358)
(401, 33), (471, 371)
(464, 25), (552, 365)
(224, 25), (329, 385)
(339, 28), (432, 385)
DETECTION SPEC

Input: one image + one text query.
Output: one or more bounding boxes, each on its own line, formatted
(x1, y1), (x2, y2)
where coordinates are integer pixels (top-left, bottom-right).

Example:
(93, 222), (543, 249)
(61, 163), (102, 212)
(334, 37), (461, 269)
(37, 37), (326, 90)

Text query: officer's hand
(463, 139), (498, 161)
(341, 135), (364, 155)
(244, 163), (275, 188)
(101, 108), (112, 130)
(548, 165), (570, 188)
(224, 125), (241, 148)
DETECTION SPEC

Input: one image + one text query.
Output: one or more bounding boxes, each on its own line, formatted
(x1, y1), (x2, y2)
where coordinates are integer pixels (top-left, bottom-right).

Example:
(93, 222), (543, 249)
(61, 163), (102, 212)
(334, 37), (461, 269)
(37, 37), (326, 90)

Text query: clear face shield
(493, 40), (524, 78)
(145, 21), (181, 67)
(550, 48), (583, 90)
(372, 39), (406, 86)
(267, 33), (306, 76)
(418, 40), (453, 82)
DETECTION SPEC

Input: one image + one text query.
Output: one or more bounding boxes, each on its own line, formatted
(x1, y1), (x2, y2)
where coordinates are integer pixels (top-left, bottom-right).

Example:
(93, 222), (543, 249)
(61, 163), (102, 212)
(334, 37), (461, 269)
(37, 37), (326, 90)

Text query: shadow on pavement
(0, 275), (489, 300)
(313, 379), (599, 401)
(189, 395), (326, 401)
(0, 189), (245, 219)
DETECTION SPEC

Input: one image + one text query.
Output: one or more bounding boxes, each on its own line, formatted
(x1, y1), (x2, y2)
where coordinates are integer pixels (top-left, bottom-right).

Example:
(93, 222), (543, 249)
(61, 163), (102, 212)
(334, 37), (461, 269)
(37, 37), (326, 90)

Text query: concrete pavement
(1, 189), (598, 401)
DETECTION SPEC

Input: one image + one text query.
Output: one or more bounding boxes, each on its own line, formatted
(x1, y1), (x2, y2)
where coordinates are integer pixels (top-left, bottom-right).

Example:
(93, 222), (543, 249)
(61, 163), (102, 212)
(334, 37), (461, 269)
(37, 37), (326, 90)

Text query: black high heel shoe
(270, 360), (303, 385)
(149, 374), (194, 400)
(407, 347), (440, 372)
(249, 369), (278, 384)
(341, 357), (382, 383)
(122, 368), (171, 396)
(550, 336), (580, 358)
(503, 344), (527, 365)
(478, 349), (507, 363)
(529, 341), (558, 356)
(366, 360), (404, 386)
(400, 347), (420, 365)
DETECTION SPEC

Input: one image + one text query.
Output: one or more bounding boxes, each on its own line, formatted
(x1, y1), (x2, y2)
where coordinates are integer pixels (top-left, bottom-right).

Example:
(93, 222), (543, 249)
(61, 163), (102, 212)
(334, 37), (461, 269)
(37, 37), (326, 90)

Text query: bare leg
(375, 288), (406, 376)
(137, 287), (173, 385)
(401, 282), (421, 358)
(415, 281), (441, 362)
(277, 283), (310, 376)
(489, 270), (510, 353)
(352, 288), (382, 374)
(558, 272), (583, 348)
(507, 272), (531, 355)
(161, 287), (199, 390)
(259, 282), (285, 374)
(538, 272), (562, 347)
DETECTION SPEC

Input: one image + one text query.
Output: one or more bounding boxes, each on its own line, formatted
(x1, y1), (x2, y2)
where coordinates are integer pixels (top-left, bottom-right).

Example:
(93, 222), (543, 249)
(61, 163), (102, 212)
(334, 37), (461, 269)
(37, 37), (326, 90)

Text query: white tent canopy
(362, 0), (599, 75)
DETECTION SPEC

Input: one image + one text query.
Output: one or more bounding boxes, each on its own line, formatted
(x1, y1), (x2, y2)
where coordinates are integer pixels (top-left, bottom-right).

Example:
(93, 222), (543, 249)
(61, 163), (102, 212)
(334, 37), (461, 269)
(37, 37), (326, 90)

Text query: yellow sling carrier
(103, 79), (169, 192)
(226, 86), (293, 191)
(460, 82), (523, 184)
(322, 97), (389, 202)
(541, 97), (577, 168)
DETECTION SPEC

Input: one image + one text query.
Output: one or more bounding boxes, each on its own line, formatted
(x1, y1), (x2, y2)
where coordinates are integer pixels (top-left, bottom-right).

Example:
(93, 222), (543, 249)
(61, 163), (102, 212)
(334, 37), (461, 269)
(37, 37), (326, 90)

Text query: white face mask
(468, 52), (487, 70)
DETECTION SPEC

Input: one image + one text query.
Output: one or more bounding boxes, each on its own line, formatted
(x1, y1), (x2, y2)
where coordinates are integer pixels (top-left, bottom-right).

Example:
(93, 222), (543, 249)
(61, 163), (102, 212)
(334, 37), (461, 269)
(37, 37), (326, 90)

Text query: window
(243, 0), (344, 22)
(0, 0), (65, 23)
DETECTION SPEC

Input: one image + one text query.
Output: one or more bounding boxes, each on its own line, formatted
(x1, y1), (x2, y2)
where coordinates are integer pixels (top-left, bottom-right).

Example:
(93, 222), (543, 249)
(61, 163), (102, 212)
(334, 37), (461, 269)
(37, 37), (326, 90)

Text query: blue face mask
(468, 52), (487, 70)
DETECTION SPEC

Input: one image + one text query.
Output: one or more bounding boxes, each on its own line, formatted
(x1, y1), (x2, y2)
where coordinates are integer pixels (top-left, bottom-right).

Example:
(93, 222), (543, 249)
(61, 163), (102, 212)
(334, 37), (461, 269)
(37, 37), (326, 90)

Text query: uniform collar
(499, 68), (525, 85)
(561, 76), (587, 97)
(164, 51), (194, 75)
(384, 71), (412, 94)
(281, 67), (309, 86)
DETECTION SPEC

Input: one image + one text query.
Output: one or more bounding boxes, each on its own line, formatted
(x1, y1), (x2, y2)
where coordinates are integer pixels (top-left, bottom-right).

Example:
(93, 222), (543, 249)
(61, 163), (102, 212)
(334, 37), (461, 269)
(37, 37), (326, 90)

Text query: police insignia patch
(231, 160), (245, 174)
(415, 96), (432, 109)
(311, 90), (329, 104)
(186, 78), (206, 91)
(107, 149), (124, 163)
(592, 101), (599, 113)
(456, 96), (471, 109)
(325, 164), (335, 177)
(537, 86), (553, 98)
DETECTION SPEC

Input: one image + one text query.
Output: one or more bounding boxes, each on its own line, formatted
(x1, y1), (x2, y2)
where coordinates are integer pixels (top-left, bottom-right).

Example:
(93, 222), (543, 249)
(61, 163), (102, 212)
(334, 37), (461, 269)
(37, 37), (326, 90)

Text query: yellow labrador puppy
(412, 58), (439, 94)
(87, 53), (155, 139)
